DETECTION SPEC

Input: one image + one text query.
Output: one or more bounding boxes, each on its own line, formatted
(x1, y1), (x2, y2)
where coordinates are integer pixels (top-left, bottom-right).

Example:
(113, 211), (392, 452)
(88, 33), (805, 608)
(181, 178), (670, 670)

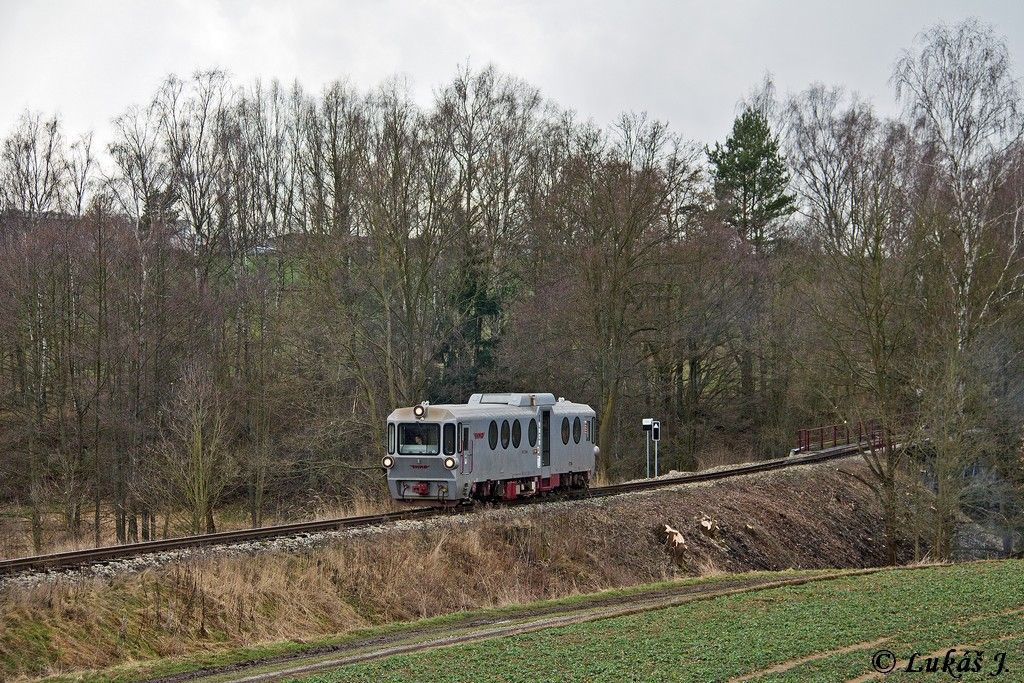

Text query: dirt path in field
(844, 631), (1024, 682)
(145, 568), (901, 683)
(728, 637), (891, 682)
(734, 604), (1024, 683)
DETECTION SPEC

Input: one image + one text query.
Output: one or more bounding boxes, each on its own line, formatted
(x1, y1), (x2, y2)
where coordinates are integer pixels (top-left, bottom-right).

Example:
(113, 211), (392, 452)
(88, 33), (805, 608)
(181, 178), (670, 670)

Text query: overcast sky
(2, 0), (1023, 148)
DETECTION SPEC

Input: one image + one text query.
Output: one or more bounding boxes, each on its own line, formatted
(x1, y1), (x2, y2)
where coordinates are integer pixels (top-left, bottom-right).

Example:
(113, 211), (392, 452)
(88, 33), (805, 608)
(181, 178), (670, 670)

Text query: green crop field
(298, 561), (1024, 683)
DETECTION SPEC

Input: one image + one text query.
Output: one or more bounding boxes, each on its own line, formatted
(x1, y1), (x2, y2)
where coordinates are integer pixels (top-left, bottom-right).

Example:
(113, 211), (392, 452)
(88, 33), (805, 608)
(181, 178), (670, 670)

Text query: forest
(0, 19), (1021, 562)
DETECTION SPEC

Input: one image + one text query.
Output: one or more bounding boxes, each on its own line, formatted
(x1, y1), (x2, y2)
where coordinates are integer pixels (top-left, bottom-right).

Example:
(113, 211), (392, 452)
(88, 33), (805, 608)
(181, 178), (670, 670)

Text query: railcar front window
(398, 423), (441, 455)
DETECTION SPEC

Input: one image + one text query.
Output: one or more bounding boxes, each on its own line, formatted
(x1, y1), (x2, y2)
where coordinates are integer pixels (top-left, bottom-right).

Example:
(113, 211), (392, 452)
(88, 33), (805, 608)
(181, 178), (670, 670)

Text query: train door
(460, 422), (473, 474)
(541, 410), (551, 467)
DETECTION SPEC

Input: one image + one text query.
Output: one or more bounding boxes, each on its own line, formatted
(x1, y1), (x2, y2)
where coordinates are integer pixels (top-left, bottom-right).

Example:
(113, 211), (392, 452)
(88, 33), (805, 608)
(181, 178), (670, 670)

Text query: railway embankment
(0, 458), (907, 681)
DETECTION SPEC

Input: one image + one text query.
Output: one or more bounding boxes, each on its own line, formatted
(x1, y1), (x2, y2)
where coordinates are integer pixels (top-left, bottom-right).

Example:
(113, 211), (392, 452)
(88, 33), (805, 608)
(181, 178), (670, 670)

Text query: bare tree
(159, 362), (235, 534)
(557, 114), (696, 477)
(432, 66), (543, 396)
(1, 111), (66, 220)
(894, 19), (1024, 558)
(157, 70), (234, 280)
(787, 85), (919, 563)
(0, 112), (71, 550)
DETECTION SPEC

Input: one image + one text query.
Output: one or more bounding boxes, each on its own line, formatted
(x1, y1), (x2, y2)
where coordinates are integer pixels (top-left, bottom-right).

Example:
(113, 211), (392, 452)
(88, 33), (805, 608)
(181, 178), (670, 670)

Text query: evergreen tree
(707, 107), (796, 457)
(707, 108), (795, 252)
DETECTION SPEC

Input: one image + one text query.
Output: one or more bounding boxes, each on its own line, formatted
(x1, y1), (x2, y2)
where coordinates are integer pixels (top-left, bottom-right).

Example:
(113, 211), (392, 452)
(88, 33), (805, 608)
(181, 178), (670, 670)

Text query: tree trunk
(597, 386), (617, 481)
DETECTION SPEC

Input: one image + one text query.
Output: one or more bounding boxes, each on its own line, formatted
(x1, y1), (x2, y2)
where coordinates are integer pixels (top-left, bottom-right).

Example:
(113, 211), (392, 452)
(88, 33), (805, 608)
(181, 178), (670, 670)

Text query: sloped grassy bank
(1, 460), (901, 680)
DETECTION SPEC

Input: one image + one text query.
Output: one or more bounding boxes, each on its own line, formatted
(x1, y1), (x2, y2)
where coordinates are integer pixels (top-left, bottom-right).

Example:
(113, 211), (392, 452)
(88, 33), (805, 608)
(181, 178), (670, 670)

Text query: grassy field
(298, 561), (1024, 683)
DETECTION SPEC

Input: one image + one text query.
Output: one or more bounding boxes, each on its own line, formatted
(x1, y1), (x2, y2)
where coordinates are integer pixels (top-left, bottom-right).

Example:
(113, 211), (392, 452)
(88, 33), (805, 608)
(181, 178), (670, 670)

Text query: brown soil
(0, 459), (907, 680)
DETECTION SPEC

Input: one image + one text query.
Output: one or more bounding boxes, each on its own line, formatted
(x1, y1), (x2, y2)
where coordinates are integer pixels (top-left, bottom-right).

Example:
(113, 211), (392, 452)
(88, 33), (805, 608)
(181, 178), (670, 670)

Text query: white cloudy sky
(1, 0), (1022, 146)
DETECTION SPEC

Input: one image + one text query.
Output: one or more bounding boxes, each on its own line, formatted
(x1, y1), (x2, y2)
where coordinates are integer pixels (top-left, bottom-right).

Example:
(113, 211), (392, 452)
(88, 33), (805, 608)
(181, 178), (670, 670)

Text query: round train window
(528, 419), (538, 446)
(573, 417), (582, 444)
(501, 420), (511, 449)
(561, 417), (570, 445)
(488, 421), (498, 449)
(512, 420), (522, 448)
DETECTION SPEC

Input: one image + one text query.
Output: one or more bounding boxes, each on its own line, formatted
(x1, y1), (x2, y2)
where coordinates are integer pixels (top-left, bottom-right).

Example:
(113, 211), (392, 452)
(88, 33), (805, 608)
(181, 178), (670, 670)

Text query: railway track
(0, 441), (865, 578)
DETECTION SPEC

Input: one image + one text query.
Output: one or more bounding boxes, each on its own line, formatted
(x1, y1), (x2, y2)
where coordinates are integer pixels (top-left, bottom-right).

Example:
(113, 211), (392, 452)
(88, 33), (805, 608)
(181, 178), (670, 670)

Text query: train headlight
(443, 456), (458, 470)
(413, 404), (426, 418)
(382, 456), (394, 469)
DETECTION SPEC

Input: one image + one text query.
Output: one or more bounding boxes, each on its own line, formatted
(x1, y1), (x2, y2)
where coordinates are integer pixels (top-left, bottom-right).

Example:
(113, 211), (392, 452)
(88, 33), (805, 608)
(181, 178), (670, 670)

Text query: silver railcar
(383, 393), (597, 502)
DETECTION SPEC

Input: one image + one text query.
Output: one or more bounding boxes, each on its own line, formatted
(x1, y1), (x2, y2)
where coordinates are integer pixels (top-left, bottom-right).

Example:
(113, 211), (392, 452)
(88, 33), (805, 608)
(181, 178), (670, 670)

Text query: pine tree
(707, 108), (795, 253)
(707, 107), (796, 457)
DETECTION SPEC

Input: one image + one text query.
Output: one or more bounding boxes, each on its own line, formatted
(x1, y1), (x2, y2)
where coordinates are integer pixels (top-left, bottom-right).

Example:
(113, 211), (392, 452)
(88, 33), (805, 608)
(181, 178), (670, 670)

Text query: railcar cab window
(443, 423), (456, 455)
(398, 423), (440, 455)
(387, 423), (395, 454)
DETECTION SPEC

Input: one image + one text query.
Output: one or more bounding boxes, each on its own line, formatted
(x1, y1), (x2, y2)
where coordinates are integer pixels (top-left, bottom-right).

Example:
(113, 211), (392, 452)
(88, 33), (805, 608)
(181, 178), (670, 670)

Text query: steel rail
(586, 440), (863, 498)
(0, 441), (865, 577)
(0, 505), (467, 576)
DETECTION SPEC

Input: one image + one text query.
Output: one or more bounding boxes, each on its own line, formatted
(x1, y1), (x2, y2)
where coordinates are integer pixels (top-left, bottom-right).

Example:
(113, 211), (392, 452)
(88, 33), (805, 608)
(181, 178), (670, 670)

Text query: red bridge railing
(795, 420), (885, 453)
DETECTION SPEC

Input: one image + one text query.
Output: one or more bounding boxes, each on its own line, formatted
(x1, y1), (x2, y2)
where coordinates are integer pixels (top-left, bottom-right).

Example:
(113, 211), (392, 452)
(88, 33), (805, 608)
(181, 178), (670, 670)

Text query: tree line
(1, 19), (1022, 560)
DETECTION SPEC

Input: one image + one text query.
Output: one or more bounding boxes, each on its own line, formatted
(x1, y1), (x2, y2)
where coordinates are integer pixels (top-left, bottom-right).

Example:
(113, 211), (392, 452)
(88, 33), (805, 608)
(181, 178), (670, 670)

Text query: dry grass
(693, 556), (725, 577)
(313, 489), (401, 521)
(694, 444), (753, 470)
(0, 513), (622, 679)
